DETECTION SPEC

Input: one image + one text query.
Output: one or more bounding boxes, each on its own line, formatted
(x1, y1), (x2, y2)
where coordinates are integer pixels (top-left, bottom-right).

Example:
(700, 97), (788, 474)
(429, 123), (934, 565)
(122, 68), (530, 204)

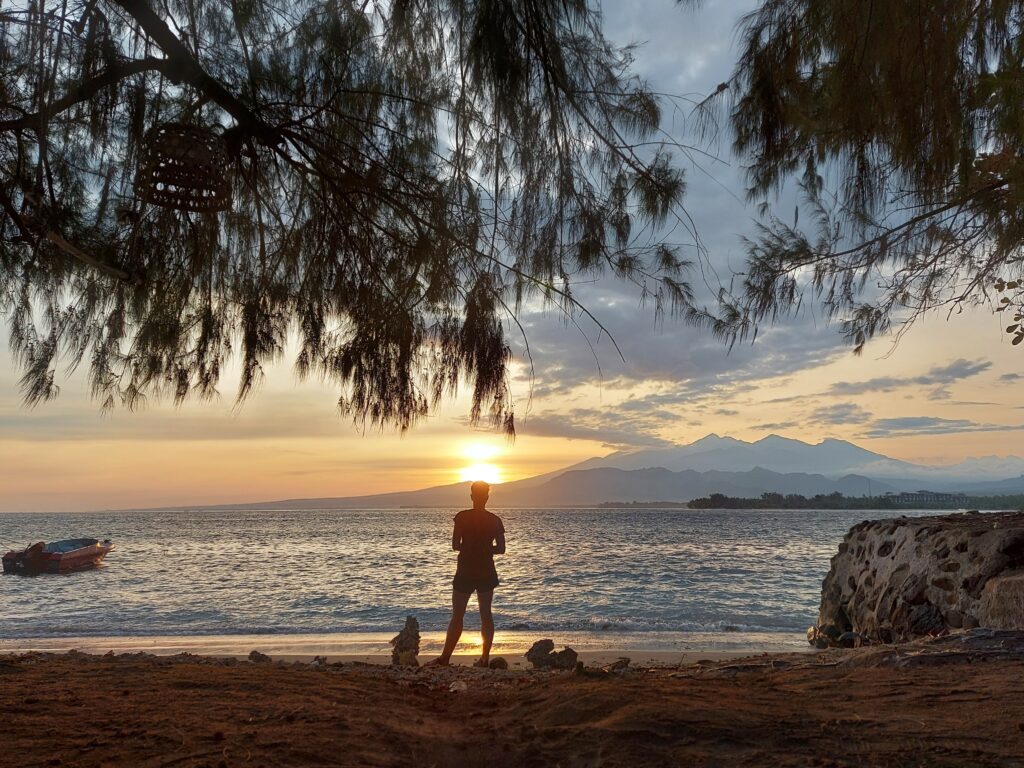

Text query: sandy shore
(4, 630), (1024, 767)
(0, 629), (807, 666)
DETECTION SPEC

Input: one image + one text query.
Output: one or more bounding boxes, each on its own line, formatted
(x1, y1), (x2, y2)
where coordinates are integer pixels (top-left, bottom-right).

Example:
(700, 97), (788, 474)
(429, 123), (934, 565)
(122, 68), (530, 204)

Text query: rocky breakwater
(810, 511), (1024, 647)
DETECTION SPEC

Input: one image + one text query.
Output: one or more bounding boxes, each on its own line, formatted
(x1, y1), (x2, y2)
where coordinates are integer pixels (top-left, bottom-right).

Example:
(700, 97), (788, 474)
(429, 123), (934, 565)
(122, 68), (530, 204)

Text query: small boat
(2, 538), (113, 575)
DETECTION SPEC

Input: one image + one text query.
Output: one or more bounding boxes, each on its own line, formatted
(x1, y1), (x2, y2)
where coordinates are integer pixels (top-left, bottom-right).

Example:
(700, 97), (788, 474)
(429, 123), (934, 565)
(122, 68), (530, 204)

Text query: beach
(0, 630), (806, 666)
(4, 632), (1024, 767)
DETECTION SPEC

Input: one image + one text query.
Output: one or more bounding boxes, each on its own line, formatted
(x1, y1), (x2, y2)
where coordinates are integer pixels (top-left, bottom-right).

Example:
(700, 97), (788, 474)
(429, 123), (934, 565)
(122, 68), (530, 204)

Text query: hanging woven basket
(137, 123), (232, 212)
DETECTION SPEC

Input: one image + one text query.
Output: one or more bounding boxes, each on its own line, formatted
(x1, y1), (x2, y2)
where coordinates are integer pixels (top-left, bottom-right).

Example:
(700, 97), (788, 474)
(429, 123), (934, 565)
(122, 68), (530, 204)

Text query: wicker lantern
(136, 123), (232, 212)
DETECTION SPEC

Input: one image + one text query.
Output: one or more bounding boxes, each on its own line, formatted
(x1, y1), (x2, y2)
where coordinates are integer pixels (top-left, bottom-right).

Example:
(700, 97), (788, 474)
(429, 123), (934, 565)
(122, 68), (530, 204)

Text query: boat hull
(2, 539), (113, 575)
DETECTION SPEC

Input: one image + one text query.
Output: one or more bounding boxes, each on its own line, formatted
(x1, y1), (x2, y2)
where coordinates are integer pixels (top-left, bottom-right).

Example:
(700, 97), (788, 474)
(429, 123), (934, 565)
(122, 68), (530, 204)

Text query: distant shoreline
(6, 502), (1022, 514)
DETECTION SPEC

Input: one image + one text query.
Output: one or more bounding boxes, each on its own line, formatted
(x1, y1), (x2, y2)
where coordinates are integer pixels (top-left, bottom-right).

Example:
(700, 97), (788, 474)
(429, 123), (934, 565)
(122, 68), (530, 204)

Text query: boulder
(488, 657), (509, 670)
(550, 647), (579, 670)
(979, 569), (1024, 628)
(523, 639), (577, 669)
(248, 650), (271, 663)
(389, 616), (420, 666)
(836, 631), (866, 649)
(524, 639), (555, 667)
(806, 626), (829, 649)
(812, 512), (1024, 645)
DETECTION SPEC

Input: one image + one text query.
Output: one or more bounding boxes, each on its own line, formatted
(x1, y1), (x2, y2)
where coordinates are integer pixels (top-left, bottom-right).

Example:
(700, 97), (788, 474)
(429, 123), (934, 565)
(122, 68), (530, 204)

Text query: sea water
(0, 507), (948, 646)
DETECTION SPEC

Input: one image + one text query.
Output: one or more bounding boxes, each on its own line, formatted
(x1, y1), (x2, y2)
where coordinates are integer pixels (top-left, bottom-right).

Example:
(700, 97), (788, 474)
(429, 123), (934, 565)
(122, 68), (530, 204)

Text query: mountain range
(571, 434), (1024, 481)
(191, 434), (1024, 510)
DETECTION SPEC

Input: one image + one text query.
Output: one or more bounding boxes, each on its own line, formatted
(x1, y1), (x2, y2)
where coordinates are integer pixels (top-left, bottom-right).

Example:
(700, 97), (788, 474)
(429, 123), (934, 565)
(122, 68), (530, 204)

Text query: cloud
(517, 408), (676, 448)
(809, 402), (872, 425)
(999, 373), (1023, 383)
(750, 420), (800, 432)
(829, 359), (992, 396)
(512, 288), (848, 402)
(861, 416), (1024, 438)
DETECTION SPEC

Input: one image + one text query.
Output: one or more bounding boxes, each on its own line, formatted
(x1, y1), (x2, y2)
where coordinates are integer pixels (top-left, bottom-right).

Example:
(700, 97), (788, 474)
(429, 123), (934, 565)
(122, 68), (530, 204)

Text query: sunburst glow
(457, 441), (505, 484)
(459, 462), (502, 484)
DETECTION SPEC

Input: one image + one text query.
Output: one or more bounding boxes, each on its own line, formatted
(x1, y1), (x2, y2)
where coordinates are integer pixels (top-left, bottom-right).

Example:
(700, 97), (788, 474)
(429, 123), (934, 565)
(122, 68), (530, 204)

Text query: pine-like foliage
(710, 0), (1024, 350)
(0, 0), (698, 431)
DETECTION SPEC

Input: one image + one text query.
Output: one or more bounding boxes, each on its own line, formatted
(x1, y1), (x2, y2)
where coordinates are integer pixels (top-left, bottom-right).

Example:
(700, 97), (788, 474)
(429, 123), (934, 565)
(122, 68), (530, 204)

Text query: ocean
(0, 507), (947, 651)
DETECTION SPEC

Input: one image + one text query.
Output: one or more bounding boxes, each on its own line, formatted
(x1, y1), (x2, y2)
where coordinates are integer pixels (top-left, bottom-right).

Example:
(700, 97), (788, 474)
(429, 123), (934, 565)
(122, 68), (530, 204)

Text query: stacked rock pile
(390, 615), (420, 666)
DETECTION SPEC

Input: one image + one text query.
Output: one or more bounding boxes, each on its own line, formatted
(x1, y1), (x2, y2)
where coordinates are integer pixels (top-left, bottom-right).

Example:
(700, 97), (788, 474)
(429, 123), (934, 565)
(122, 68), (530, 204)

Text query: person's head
(470, 480), (490, 506)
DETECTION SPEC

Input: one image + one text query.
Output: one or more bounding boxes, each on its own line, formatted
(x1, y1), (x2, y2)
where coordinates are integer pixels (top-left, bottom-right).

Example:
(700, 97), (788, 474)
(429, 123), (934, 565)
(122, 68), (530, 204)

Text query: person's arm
(452, 519), (462, 552)
(492, 521), (505, 555)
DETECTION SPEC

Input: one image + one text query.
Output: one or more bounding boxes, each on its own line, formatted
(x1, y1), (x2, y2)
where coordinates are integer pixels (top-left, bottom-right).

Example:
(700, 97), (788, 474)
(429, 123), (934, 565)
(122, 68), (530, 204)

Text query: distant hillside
(192, 466), (897, 510)
(566, 433), (1024, 483)
(957, 475), (1024, 495)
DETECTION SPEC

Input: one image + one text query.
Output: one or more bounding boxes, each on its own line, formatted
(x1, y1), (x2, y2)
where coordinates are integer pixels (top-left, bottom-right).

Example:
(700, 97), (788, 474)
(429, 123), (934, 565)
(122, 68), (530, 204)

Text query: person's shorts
(452, 572), (499, 594)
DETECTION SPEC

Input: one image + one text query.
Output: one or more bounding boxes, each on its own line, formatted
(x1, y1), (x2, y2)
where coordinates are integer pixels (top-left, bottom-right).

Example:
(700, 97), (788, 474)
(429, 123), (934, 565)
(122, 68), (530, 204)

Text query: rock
(979, 569), (1024, 629)
(448, 680), (468, 693)
(524, 639), (556, 668)
(602, 657), (630, 672)
(817, 512), (1024, 643)
(396, 650), (418, 667)
(248, 650), (271, 663)
(524, 639), (577, 670)
(550, 647), (578, 670)
(389, 616), (420, 666)
(806, 626), (829, 649)
(819, 624), (842, 643)
(908, 602), (945, 635)
(488, 657), (508, 670)
(837, 632), (860, 649)
(309, 655), (327, 667)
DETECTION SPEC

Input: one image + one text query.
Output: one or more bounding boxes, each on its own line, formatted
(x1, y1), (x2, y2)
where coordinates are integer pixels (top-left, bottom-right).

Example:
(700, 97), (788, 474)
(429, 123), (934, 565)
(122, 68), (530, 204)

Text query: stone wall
(812, 511), (1024, 645)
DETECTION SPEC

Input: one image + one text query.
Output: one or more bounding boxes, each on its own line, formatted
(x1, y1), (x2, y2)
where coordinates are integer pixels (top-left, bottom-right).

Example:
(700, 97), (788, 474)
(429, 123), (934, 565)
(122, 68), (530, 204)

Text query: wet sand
(4, 631), (1024, 767)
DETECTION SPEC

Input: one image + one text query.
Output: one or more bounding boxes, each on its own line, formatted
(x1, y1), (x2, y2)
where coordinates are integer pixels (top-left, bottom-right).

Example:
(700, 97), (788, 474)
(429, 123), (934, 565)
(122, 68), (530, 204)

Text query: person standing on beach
(429, 481), (505, 667)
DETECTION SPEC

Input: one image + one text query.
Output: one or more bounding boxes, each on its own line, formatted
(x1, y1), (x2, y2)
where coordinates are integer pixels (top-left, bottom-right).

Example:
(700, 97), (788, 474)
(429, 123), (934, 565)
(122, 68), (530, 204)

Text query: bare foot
(424, 657), (450, 667)
(473, 658), (489, 668)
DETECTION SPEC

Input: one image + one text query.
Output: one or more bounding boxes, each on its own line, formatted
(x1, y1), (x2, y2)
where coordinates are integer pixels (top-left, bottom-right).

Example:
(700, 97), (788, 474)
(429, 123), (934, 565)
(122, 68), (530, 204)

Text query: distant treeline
(684, 492), (1024, 510)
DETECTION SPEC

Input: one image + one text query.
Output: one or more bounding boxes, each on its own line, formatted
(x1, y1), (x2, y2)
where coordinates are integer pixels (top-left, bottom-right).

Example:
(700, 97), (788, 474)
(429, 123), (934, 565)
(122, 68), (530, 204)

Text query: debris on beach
(390, 615), (420, 666)
(602, 657), (631, 672)
(524, 639), (578, 670)
(248, 650), (271, 663)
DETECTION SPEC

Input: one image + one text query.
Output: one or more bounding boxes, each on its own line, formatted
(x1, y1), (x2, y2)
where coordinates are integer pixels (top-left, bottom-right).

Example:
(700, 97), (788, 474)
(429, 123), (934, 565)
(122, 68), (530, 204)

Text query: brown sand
(3, 638), (1024, 767)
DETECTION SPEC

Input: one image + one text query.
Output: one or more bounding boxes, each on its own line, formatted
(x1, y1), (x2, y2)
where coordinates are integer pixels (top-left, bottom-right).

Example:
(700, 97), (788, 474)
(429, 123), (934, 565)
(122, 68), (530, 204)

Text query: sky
(2, 0), (1023, 512)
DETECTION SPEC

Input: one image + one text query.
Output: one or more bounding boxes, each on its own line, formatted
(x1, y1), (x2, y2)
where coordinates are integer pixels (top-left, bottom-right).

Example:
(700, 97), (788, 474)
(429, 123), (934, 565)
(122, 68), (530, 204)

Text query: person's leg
(477, 590), (494, 665)
(433, 589), (471, 665)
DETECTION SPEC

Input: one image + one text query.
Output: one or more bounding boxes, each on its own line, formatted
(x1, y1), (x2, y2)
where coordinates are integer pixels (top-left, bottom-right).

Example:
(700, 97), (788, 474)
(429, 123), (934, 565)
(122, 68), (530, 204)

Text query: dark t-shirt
(454, 508), (504, 579)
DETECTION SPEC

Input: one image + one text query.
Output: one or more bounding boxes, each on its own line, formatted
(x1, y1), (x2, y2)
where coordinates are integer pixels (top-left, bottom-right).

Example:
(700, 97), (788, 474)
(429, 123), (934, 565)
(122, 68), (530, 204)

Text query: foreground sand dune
(4, 631), (1024, 767)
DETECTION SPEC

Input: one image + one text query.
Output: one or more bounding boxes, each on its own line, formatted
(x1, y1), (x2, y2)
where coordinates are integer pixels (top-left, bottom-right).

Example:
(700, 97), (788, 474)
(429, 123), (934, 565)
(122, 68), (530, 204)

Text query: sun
(459, 462), (503, 484)
(457, 441), (504, 484)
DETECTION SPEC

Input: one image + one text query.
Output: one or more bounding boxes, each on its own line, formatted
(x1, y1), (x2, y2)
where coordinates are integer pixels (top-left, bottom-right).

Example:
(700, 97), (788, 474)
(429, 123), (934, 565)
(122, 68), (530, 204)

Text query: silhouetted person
(428, 481), (505, 666)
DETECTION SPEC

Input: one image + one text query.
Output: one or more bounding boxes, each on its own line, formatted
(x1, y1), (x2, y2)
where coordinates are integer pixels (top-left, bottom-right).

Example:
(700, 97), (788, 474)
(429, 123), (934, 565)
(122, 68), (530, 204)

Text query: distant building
(884, 490), (967, 504)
